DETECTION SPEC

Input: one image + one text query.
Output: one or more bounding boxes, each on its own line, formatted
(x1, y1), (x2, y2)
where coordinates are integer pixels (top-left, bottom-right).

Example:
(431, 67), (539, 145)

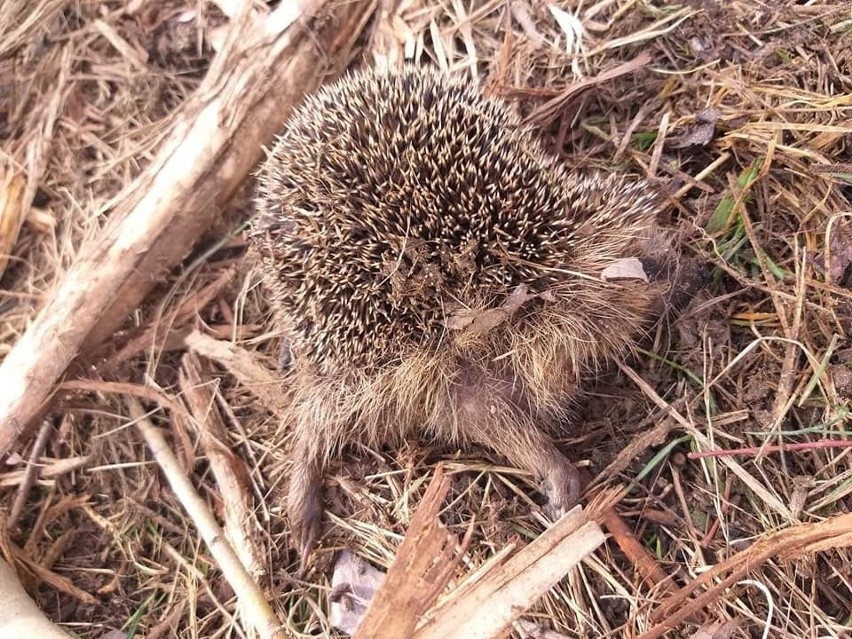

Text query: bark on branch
(0, 0), (377, 455)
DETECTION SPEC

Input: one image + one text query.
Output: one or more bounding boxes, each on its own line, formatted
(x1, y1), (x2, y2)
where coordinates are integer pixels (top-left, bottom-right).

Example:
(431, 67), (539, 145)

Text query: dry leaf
(810, 219), (852, 286)
(4, 452), (24, 465)
(446, 284), (537, 335)
(600, 258), (649, 283)
(826, 219), (852, 285)
(669, 108), (720, 148)
(829, 361), (852, 397)
(688, 619), (741, 639)
(789, 475), (815, 520)
(330, 551), (386, 636)
(515, 619), (572, 638)
(548, 5), (584, 55)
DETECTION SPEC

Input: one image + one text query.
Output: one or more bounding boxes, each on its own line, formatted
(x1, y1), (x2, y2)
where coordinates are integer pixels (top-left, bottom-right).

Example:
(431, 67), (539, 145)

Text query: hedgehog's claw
(293, 510), (322, 575)
(541, 462), (583, 520)
(296, 523), (320, 575)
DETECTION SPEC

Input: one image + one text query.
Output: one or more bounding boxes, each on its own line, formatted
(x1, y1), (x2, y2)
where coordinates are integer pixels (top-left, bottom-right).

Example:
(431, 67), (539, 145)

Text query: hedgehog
(249, 64), (677, 563)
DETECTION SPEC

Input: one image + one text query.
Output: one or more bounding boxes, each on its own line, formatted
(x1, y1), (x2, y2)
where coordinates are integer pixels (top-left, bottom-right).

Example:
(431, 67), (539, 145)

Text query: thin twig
(688, 439), (852, 460)
(126, 397), (285, 639)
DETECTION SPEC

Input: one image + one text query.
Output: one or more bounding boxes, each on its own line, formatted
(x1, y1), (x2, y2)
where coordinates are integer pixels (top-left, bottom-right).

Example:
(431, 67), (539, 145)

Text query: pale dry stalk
(126, 397), (286, 639)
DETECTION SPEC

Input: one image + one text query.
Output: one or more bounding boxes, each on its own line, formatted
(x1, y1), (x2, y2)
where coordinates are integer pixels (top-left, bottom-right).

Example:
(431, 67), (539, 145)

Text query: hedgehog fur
(249, 64), (671, 562)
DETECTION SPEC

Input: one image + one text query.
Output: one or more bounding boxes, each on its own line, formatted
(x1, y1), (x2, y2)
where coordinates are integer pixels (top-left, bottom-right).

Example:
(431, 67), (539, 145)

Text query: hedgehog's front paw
(288, 476), (323, 572)
(541, 461), (583, 520)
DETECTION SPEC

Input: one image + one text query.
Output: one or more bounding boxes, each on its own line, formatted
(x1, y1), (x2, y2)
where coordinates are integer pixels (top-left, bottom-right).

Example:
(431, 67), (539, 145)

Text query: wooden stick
(638, 512), (852, 639)
(127, 397), (285, 639)
(353, 465), (465, 639)
(601, 508), (672, 591)
(7, 420), (53, 530)
(413, 510), (606, 639)
(178, 351), (265, 580)
(0, 0), (377, 456)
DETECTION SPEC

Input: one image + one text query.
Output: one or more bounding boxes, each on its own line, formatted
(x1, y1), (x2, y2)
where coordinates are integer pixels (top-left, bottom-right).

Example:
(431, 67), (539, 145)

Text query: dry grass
(1, 0), (851, 637)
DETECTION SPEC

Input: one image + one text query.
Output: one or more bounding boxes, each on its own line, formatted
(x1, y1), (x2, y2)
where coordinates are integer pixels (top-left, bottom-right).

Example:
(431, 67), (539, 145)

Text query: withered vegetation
(0, 0), (850, 638)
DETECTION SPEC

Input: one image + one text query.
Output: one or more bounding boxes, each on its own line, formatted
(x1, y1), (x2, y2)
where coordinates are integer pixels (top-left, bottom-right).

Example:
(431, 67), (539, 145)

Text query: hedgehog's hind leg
(287, 427), (325, 569)
(455, 367), (583, 518)
(286, 392), (349, 571)
(481, 418), (582, 518)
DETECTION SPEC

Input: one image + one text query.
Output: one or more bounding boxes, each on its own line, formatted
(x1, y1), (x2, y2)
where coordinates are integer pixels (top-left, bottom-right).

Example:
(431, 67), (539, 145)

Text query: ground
(0, 0), (851, 638)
